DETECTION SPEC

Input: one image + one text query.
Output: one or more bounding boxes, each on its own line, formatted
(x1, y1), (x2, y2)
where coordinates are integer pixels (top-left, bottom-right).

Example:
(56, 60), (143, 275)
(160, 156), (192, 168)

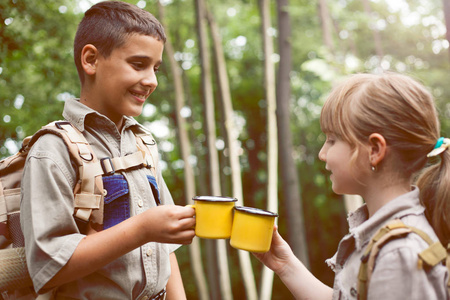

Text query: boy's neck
(79, 89), (125, 131)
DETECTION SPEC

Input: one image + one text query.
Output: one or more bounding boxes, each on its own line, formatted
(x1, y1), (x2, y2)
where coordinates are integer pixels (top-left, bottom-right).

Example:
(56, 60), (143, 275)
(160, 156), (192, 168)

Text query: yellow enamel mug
(191, 196), (237, 239)
(230, 206), (278, 253)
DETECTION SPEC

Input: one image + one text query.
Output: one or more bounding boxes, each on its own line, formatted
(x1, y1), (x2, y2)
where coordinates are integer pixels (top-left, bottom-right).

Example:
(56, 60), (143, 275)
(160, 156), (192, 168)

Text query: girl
(254, 72), (449, 299)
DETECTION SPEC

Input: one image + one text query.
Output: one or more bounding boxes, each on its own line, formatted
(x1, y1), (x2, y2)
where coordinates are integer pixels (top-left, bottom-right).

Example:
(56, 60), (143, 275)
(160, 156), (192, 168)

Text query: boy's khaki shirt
(20, 98), (179, 299)
(326, 187), (448, 300)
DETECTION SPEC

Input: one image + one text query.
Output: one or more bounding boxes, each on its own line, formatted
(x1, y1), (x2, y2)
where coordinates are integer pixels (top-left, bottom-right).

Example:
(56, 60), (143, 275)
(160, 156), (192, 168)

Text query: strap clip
(100, 157), (115, 176)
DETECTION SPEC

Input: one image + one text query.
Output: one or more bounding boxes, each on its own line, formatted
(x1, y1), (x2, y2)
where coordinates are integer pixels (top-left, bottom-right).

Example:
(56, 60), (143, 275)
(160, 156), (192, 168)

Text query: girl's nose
(318, 145), (326, 162)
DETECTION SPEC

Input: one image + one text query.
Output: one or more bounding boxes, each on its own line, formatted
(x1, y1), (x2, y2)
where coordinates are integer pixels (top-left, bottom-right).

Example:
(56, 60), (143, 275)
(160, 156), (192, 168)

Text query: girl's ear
(81, 44), (99, 76)
(368, 133), (387, 167)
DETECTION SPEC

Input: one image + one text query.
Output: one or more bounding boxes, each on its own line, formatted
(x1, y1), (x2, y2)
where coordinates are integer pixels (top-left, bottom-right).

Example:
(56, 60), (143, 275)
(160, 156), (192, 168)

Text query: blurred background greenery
(1, 0), (449, 299)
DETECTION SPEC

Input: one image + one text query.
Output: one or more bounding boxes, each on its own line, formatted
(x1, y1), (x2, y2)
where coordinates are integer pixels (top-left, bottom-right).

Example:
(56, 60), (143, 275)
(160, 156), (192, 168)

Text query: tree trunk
(318, 0), (334, 53)
(443, 0), (450, 60)
(206, 8), (258, 300)
(332, 18), (359, 57)
(157, 3), (209, 300)
(258, 0), (278, 298)
(276, 0), (310, 268)
(343, 194), (364, 213)
(362, 0), (383, 61)
(194, 0), (233, 299)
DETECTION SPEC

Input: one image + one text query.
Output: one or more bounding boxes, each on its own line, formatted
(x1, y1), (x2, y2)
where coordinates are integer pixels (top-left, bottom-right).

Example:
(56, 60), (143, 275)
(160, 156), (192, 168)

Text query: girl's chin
(331, 184), (345, 195)
(331, 189), (344, 195)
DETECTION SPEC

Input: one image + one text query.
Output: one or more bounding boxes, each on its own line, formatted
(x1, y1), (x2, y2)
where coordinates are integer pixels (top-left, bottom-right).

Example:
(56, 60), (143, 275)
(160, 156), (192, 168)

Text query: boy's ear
(81, 44), (99, 76)
(368, 133), (386, 167)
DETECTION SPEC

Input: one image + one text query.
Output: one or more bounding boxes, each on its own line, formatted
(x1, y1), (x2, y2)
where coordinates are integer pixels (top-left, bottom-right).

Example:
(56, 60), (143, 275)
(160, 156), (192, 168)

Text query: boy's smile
(81, 33), (164, 129)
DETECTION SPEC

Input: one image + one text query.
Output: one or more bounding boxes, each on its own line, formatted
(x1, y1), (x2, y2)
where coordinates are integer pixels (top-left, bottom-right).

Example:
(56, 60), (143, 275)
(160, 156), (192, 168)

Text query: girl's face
(318, 134), (368, 195)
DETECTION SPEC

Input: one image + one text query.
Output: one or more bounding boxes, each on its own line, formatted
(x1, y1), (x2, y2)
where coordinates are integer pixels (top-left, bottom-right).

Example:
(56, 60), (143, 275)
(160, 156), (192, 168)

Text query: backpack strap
(132, 127), (159, 181)
(0, 141), (34, 248)
(2, 121), (155, 233)
(0, 147), (30, 226)
(33, 122), (105, 227)
(43, 122), (159, 220)
(0, 177), (6, 223)
(0, 178), (7, 242)
(357, 219), (447, 300)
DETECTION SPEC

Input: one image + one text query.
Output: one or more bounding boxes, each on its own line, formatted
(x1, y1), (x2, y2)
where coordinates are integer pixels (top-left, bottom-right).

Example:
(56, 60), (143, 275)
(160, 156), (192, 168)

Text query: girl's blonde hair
(320, 72), (450, 244)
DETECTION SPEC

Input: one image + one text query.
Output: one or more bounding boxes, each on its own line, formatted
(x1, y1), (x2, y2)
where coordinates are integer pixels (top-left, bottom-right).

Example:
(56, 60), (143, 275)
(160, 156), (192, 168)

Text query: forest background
(1, 0), (450, 299)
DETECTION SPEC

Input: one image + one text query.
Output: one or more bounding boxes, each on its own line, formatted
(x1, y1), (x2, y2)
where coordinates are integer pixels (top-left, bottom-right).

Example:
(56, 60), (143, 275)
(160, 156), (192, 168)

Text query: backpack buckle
(55, 121), (72, 129)
(100, 157), (115, 176)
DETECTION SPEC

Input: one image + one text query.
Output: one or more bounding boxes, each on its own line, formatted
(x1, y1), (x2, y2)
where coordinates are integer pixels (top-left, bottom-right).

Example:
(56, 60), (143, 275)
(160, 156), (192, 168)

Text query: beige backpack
(357, 219), (450, 300)
(0, 121), (159, 296)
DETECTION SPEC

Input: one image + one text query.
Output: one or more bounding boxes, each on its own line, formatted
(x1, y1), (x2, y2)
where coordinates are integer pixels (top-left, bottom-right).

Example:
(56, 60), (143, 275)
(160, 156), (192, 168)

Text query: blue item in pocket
(147, 175), (161, 206)
(102, 174), (162, 229)
(102, 175), (130, 230)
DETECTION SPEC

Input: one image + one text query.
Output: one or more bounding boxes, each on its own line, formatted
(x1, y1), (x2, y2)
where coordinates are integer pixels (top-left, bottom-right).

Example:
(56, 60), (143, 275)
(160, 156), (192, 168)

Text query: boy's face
(87, 33), (164, 125)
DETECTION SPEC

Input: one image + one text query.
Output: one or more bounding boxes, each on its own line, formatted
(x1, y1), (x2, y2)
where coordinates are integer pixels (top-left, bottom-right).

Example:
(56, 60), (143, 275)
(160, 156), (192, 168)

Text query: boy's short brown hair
(74, 1), (166, 83)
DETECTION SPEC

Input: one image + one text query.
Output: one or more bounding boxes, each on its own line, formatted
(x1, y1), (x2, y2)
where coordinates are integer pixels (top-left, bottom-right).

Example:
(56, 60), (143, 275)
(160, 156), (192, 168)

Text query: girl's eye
(154, 67), (160, 73)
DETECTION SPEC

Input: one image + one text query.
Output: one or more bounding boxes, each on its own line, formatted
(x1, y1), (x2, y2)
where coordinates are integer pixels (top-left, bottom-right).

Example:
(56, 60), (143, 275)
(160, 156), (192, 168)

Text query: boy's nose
(141, 71), (158, 89)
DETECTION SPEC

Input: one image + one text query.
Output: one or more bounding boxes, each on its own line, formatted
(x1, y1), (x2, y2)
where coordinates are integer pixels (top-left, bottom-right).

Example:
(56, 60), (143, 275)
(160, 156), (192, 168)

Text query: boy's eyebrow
(127, 55), (162, 64)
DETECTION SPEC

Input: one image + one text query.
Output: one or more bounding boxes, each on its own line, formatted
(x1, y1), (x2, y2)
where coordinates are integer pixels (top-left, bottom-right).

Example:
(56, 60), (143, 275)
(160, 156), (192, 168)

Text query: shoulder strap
(30, 121), (105, 227)
(357, 219), (447, 300)
(51, 122), (161, 225)
(3, 121), (157, 232)
(0, 121), (105, 237)
(0, 178), (7, 244)
(132, 126), (159, 181)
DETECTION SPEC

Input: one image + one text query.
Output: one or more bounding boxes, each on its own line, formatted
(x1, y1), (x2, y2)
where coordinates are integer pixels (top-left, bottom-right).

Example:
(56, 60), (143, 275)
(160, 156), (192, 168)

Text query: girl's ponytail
(417, 140), (450, 246)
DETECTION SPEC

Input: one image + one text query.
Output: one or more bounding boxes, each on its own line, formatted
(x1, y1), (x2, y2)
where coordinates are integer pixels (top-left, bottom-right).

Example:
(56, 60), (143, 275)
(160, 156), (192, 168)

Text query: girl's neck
(363, 180), (411, 218)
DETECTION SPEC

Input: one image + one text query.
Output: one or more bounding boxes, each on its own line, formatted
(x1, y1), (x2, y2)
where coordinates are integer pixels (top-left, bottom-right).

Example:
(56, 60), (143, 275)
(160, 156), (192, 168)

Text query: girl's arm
(253, 228), (333, 300)
(165, 252), (187, 300)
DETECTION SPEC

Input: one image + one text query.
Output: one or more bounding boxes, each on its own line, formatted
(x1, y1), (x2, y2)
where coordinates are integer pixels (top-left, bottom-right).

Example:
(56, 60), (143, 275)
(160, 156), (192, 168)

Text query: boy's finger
(176, 205), (196, 217)
(178, 216), (196, 229)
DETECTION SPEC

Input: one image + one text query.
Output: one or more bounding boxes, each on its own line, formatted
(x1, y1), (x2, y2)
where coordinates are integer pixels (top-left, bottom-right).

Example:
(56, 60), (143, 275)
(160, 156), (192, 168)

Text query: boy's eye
(131, 62), (145, 69)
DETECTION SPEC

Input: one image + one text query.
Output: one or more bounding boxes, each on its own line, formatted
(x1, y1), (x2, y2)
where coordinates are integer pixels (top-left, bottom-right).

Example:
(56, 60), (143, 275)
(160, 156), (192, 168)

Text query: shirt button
(350, 287), (358, 297)
(146, 248), (153, 256)
(138, 199), (144, 207)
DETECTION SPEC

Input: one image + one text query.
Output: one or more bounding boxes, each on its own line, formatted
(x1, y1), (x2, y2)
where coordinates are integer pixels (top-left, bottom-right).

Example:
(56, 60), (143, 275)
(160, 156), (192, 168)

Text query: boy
(20, 1), (196, 299)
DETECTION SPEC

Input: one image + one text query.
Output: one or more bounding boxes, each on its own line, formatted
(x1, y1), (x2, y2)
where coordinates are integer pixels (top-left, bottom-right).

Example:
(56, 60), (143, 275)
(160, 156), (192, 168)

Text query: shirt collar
(62, 98), (140, 132)
(347, 186), (423, 250)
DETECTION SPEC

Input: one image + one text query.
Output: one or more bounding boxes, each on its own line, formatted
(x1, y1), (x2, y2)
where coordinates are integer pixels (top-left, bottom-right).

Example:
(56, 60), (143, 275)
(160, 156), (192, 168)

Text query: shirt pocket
(102, 174), (130, 230)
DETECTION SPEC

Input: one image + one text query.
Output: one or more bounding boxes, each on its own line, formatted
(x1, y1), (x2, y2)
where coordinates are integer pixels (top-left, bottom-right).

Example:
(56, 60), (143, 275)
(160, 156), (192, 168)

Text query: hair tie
(427, 137), (450, 157)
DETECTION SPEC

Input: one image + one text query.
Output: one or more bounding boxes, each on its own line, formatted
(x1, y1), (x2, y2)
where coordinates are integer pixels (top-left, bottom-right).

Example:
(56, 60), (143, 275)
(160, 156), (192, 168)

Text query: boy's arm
(165, 252), (187, 300)
(44, 205), (195, 290)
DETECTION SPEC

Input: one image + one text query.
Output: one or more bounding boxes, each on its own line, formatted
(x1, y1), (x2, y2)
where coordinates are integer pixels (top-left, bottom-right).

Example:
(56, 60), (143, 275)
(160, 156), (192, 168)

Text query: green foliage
(0, 0), (80, 155)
